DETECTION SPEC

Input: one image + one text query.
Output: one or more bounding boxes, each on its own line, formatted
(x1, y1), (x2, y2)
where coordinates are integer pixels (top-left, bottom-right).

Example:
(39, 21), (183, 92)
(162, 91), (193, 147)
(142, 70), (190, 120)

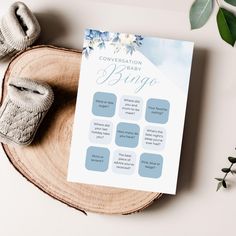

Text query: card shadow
(144, 47), (209, 212)
(34, 10), (71, 47)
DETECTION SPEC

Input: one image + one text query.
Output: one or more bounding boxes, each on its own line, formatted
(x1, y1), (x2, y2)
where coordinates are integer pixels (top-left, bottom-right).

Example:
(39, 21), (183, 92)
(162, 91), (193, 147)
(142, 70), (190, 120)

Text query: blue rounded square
(138, 153), (163, 178)
(145, 99), (170, 124)
(85, 146), (110, 172)
(92, 92), (117, 117)
(115, 122), (140, 148)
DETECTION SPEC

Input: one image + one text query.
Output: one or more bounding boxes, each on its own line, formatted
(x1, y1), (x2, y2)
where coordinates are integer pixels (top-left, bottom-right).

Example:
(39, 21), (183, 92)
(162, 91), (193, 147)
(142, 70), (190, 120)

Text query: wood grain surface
(0, 46), (161, 214)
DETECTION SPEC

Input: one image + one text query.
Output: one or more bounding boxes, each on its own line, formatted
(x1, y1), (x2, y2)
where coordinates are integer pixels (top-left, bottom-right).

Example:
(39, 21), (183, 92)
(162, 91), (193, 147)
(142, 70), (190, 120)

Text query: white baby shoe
(0, 77), (54, 146)
(0, 2), (41, 59)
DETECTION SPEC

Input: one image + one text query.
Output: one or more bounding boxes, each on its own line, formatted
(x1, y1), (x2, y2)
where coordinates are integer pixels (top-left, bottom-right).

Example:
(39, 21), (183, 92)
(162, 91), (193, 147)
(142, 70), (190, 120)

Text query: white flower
(119, 34), (136, 45)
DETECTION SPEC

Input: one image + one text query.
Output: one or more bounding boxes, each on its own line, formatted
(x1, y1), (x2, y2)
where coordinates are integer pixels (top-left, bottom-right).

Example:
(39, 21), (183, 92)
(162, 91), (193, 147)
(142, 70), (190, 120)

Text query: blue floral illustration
(82, 29), (143, 57)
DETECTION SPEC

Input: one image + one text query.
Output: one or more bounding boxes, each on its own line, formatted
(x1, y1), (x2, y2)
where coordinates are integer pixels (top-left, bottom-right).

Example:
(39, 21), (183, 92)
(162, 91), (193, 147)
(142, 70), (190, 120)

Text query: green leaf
(217, 8), (236, 46)
(221, 168), (230, 173)
(222, 180), (227, 188)
(190, 0), (213, 29)
(215, 178), (223, 181)
(224, 0), (236, 6)
(217, 181), (223, 191)
(228, 156), (236, 163)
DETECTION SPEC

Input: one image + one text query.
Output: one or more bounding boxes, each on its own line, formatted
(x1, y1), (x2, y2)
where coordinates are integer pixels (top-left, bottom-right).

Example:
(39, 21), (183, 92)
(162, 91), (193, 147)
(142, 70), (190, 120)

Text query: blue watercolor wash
(85, 146), (110, 172)
(115, 122), (140, 148)
(145, 98), (170, 124)
(139, 153), (163, 178)
(92, 92), (117, 117)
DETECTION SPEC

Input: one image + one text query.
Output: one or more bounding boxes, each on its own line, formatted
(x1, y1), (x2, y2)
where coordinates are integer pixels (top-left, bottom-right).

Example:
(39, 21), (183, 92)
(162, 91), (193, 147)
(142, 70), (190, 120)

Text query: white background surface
(0, 0), (236, 235)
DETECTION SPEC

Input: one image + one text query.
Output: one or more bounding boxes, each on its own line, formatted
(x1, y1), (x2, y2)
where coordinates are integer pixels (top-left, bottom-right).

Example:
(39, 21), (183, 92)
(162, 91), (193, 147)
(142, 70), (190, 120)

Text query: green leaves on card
(190, 0), (213, 29)
(225, 0), (236, 7)
(217, 8), (236, 46)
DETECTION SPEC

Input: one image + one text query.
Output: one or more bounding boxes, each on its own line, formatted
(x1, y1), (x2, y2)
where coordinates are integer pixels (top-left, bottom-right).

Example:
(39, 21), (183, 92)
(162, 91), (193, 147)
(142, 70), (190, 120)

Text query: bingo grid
(85, 92), (170, 179)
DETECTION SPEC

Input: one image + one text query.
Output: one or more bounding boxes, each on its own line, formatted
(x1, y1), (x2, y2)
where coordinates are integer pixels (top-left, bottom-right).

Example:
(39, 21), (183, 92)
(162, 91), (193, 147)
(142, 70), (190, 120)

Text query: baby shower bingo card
(67, 29), (194, 194)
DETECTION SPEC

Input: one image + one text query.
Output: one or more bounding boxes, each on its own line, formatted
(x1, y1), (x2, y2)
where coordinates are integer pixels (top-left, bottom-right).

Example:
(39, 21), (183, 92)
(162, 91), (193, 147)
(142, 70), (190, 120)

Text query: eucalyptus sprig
(215, 156), (236, 191)
(189, 0), (236, 46)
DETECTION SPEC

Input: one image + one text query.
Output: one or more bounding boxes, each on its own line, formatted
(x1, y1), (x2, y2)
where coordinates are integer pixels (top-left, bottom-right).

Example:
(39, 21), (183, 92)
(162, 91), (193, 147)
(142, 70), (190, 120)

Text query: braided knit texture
(0, 99), (44, 145)
(0, 1), (41, 59)
(0, 28), (15, 58)
(0, 77), (54, 146)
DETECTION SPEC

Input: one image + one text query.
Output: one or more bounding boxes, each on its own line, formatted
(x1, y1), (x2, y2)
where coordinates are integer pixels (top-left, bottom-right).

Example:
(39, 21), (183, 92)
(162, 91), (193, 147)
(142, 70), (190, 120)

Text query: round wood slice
(0, 46), (162, 214)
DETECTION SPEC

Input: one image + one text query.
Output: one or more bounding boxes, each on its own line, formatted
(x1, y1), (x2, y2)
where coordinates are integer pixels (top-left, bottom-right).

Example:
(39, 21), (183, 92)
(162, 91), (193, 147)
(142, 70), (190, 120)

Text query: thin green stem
(217, 151), (236, 191)
(223, 172), (228, 180)
(222, 163), (234, 181)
